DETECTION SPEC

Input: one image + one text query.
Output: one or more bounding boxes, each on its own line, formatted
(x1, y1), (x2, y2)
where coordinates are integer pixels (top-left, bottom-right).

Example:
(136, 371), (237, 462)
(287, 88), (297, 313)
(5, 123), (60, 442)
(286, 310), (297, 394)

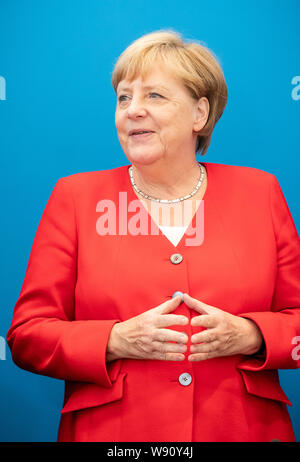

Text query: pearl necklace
(129, 162), (205, 204)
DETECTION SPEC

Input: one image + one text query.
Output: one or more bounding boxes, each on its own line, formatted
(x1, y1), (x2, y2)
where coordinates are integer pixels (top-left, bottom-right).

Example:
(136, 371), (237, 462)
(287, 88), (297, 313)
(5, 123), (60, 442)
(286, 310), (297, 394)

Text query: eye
(118, 94), (129, 102)
(149, 92), (162, 98)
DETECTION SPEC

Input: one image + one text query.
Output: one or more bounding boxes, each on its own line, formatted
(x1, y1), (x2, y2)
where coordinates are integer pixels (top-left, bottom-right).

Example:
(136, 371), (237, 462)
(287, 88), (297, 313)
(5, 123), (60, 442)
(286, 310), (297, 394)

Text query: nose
(127, 96), (147, 119)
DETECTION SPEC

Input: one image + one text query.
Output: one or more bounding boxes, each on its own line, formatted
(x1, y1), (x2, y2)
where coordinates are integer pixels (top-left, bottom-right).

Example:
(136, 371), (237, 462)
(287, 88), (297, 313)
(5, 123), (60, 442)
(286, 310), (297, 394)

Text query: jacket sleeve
(237, 174), (300, 372)
(6, 177), (121, 388)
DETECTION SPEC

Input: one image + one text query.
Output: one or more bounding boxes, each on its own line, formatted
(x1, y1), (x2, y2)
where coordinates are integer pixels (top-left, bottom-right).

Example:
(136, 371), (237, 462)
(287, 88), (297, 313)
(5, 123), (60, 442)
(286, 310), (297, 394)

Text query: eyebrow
(117, 85), (170, 93)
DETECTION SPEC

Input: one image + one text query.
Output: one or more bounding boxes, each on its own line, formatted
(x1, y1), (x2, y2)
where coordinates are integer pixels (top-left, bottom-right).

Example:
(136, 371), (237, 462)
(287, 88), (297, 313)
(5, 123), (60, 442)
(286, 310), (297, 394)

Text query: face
(115, 64), (209, 166)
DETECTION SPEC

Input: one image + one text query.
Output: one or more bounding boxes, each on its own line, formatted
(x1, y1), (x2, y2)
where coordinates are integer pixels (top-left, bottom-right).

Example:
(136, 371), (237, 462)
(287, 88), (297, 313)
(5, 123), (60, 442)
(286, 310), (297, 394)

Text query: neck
(130, 158), (201, 200)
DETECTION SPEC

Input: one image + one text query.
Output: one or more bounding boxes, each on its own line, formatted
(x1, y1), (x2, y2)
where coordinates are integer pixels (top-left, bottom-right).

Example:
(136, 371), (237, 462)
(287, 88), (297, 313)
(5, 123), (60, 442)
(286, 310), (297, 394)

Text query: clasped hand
(110, 293), (264, 362)
(183, 293), (264, 361)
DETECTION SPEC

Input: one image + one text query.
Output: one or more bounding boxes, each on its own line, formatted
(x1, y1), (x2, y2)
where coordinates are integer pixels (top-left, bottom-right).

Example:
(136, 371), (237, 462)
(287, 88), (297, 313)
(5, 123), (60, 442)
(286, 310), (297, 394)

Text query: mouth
(129, 130), (155, 139)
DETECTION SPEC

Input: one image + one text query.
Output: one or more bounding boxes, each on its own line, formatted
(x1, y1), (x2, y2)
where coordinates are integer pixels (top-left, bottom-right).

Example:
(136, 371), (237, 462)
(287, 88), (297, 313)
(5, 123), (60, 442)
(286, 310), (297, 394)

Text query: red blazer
(7, 161), (300, 442)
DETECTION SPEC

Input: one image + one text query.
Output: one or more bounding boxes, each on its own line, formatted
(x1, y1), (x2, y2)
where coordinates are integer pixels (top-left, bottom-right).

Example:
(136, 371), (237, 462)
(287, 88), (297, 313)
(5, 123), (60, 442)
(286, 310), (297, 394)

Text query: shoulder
(53, 164), (130, 194)
(204, 161), (275, 180)
(203, 161), (276, 191)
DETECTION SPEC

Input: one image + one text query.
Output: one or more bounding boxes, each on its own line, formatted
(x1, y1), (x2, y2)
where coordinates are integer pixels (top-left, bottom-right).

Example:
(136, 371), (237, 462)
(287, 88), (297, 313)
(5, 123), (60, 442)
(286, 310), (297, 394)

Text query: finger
(152, 340), (188, 354)
(190, 314), (216, 329)
(191, 328), (218, 344)
(157, 313), (189, 328)
(152, 341), (187, 361)
(188, 351), (219, 361)
(183, 293), (218, 315)
(154, 352), (186, 361)
(154, 328), (189, 344)
(190, 339), (220, 354)
(156, 295), (183, 314)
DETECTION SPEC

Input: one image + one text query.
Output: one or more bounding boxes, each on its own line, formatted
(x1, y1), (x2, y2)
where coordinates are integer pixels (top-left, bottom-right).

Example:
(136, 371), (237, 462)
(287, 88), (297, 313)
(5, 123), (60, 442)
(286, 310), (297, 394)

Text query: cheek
(115, 121), (126, 144)
(115, 110), (125, 131)
(161, 103), (192, 133)
(172, 113), (195, 138)
(160, 116), (190, 140)
(115, 116), (121, 132)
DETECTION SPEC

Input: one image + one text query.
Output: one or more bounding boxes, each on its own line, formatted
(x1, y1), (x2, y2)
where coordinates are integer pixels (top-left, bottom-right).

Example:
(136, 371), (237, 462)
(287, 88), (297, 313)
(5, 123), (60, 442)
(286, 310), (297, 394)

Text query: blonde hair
(111, 30), (228, 156)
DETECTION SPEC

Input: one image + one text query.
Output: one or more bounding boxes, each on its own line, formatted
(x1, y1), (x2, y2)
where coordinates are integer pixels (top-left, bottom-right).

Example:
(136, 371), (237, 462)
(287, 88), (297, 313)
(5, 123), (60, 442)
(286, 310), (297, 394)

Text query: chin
(125, 149), (164, 166)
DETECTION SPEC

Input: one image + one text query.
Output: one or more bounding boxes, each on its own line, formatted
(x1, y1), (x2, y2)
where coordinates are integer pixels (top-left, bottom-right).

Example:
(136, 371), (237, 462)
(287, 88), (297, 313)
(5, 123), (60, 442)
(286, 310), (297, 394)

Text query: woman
(7, 30), (300, 442)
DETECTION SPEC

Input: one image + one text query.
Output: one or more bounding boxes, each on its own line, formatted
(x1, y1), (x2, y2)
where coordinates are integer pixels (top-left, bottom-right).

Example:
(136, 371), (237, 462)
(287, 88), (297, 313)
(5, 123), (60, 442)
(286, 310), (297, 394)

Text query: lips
(129, 129), (155, 136)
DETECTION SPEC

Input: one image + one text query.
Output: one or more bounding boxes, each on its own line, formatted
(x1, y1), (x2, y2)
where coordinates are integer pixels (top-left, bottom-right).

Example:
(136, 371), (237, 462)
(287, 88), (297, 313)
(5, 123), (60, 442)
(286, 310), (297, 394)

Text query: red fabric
(6, 161), (300, 442)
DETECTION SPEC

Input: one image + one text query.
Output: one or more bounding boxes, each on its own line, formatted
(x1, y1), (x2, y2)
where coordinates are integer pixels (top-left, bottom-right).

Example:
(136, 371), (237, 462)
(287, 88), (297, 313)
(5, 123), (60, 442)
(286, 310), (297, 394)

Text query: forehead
(116, 66), (184, 93)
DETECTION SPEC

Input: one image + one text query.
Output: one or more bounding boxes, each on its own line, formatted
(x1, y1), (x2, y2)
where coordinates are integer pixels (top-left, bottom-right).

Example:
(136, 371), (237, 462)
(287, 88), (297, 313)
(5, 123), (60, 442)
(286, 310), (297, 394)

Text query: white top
(157, 225), (189, 247)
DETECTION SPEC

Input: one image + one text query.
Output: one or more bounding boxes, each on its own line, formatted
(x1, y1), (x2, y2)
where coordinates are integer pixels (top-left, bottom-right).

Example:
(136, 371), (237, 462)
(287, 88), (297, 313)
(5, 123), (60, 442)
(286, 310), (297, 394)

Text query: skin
(107, 64), (264, 362)
(184, 293), (264, 360)
(114, 63), (208, 199)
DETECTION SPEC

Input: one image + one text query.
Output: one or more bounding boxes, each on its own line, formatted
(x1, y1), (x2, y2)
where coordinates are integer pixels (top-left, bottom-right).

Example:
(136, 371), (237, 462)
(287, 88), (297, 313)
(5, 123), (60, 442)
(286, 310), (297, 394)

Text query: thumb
(182, 293), (216, 314)
(157, 294), (183, 314)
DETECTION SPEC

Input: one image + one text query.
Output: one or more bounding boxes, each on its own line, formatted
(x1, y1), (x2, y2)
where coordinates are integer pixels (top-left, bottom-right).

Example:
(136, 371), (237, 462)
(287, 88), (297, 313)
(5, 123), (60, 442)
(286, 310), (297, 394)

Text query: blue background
(0, 0), (299, 441)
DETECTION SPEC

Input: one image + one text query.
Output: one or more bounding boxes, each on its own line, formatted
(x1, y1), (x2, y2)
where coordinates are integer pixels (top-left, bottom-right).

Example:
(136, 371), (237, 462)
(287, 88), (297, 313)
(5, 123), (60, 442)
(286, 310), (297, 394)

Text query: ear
(193, 97), (210, 132)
